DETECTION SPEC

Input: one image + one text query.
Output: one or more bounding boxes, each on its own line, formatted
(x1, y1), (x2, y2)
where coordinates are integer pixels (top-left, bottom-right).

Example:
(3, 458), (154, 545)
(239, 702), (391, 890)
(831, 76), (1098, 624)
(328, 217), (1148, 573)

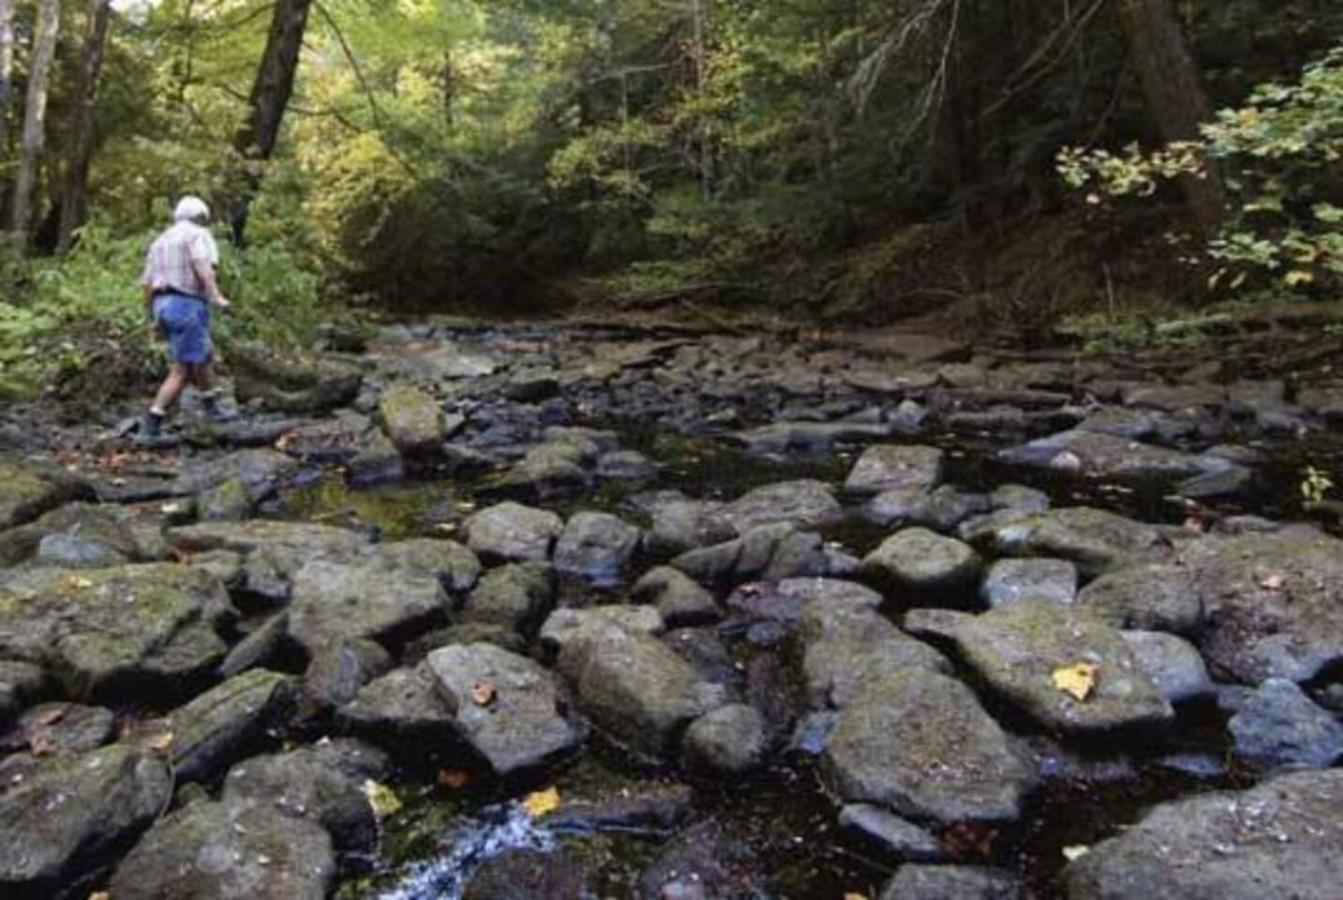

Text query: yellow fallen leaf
(1062, 844), (1091, 861)
(145, 731), (175, 755)
(89, 892), (111, 900)
(362, 779), (402, 818)
(522, 786), (560, 818)
(844, 893), (869, 900)
(470, 680), (497, 707)
(66, 576), (94, 591)
(1051, 663), (1099, 702)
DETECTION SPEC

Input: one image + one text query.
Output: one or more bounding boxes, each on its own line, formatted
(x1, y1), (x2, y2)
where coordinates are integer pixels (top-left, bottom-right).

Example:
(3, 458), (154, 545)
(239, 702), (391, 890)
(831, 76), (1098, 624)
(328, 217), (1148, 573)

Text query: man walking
(137, 196), (235, 441)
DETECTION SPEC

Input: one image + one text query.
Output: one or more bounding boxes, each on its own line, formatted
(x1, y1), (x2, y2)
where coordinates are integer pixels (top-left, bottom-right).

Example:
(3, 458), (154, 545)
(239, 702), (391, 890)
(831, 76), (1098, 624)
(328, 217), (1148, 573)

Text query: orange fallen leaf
(1051, 663), (1099, 702)
(437, 769), (471, 789)
(844, 893), (869, 900)
(470, 680), (496, 706)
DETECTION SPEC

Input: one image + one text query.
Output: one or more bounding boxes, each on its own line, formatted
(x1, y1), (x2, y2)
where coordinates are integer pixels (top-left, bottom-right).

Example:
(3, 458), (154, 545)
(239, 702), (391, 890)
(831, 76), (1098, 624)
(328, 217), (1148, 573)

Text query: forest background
(0, 0), (1340, 402)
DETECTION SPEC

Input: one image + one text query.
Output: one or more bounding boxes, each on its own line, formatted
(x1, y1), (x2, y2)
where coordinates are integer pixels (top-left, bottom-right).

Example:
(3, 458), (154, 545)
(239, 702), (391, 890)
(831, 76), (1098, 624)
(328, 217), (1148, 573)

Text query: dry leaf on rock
(437, 769), (471, 789)
(1062, 844), (1091, 861)
(522, 786), (560, 818)
(363, 779), (403, 818)
(1051, 662), (1099, 702)
(470, 680), (497, 706)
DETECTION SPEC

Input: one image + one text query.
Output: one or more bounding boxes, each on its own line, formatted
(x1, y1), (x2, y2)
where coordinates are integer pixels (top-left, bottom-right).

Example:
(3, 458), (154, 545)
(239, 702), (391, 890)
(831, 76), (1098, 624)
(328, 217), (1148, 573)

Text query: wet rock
(637, 820), (765, 899)
(348, 428), (406, 486)
(671, 523), (828, 587)
(498, 442), (591, 498)
(287, 559), (449, 656)
(556, 618), (726, 758)
(463, 848), (586, 900)
(427, 643), (583, 776)
(990, 484), (1051, 513)
(302, 638), (393, 711)
(0, 563), (231, 702)
(460, 562), (554, 636)
(880, 865), (1021, 900)
(0, 660), (44, 723)
(982, 558), (1077, 607)
(174, 448), (298, 499)
(843, 445), (945, 496)
(731, 421), (891, 454)
(999, 429), (1222, 480)
(0, 501), (166, 567)
(0, 701), (115, 756)
(933, 601), (1174, 733)
(1074, 564), (1203, 635)
(861, 527), (981, 594)
(339, 663), (455, 739)
(839, 804), (948, 862)
(1228, 678), (1343, 770)
(1063, 769), (1343, 900)
(375, 538), (482, 596)
(0, 457), (93, 529)
(464, 501), (563, 563)
(168, 669), (295, 785)
(961, 507), (1167, 578)
(0, 743), (171, 897)
(197, 477), (256, 521)
(222, 743), (379, 853)
(1175, 532), (1343, 683)
(167, 520), (371, 597)
(542, 782), (692, 835)
(539, 605), (665, 658)
(1121, 631), (1213, 703)
(1177, 463), (1255, 500)
(377, 384), (446, 457)
(682, 704), (769, 774)
(230, 340), (361, 414)
(1124, 382), (1226, 411)
(109, 798), (336, 900)
(553, 511), (642, 585)
(1300, 383), (1343, 424)
(823, 668), (1037, 823)
(631, 566), (720, 627)
(718, 479), (843, 534)
(628, 490), (735, 556)
(597, 449), (655, 480)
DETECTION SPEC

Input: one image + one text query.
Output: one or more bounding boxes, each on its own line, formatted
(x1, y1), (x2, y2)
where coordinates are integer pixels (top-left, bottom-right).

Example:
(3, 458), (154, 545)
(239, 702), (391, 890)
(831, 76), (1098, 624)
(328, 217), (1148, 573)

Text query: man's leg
(191, 362), (235, 421)
(145, 363), (189, 436)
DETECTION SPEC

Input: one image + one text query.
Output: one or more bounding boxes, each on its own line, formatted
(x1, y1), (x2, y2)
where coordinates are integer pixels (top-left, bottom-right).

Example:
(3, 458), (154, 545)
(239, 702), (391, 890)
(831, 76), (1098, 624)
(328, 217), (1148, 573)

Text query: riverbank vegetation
(0, 0), (1340, 398)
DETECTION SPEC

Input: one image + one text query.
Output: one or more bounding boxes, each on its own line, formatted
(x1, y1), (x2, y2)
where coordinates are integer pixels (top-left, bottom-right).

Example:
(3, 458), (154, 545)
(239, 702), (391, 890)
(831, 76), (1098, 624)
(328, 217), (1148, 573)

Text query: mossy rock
(0, 458), (93, 530)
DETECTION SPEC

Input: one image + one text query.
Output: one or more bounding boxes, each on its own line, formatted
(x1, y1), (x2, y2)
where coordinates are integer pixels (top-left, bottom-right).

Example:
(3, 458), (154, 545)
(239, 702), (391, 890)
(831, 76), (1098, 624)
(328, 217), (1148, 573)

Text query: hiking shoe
(201, 398), (238, 423)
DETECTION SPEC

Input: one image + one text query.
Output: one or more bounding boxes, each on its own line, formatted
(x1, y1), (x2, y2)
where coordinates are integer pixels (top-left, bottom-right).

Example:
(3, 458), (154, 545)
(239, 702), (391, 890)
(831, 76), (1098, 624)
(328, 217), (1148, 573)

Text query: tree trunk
(1118, 0), (1224, 233)
(230, 0), (313, 242)
(10, 0), (60, 243)
(0, 0), (15, 140)
(57, 0), (112, 252)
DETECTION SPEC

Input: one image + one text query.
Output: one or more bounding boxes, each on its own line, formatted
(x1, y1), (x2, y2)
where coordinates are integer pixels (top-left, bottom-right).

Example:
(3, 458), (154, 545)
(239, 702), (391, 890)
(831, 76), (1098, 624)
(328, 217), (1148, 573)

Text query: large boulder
(0, 457), (92, 530)
(167, 520), (372, 601)
(553, 512), (642, 585)
(717, 480), (843, 534)
(338, 663), (456, 739)
(426, 643), (583, 776)
(286, 558), (449, 656)
(375, 538), (482, 596)
(463, 502), (564, 563)
(168, 669), (295, 785)
(229, 340), (361, 414)
(961, 507), (1168, 578)
(1063, 770), (1343, 900)
(860, 527), (981, 595)
(1228, 678), (1343, 770)
(0, 502), (166, 568)
(843, 445), (944, 496)
(630, 566), (719, 628)
(0, 744), (171, 896)
(0, 563), (231, 702)
(109, 798), (336, 900)
(918, 601), (1173, 733)
(377, 384), (446, 457)
(823, 668), (1038, 823)
(999, 429), (1230, 481)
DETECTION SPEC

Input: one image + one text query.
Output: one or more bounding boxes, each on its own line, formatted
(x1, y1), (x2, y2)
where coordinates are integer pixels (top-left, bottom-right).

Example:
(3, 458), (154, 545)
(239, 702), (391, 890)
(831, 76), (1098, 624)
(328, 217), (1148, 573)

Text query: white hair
(173, 196), (210, 223)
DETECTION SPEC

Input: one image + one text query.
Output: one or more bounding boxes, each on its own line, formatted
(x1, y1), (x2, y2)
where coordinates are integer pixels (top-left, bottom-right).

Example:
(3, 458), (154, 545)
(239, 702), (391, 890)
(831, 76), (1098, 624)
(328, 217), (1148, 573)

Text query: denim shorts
(153, 293), (212, 364)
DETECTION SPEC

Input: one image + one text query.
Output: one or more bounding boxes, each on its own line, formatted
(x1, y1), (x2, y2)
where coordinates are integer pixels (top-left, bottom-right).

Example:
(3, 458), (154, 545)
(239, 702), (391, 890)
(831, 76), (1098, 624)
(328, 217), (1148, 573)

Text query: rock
(861, 527), (981, 594)
(629, 491), (735, 555)
(1176, 465), (1255, 500)
(671, 523), (829, 587)
(1300, 383), (1343, 423)
(843, 445), (944, 495)
(1075, 564), (1203, 635)
(731, 421), (892, 454)
(717, 479), (843, 534)
(1228, 678), (1343, 770)
(377, 384), (446, 457)
(348, 428), (406, 486)
(375, 538), (482, 596)
(287, 558), (448, 656)
(1063, 769), (1343, 900)
(167, 520), (371, 598)
(302, 638), (393, 711)
(463, 849), (586, 900)
(1175, 533), (1343, 683)
(339, 663), (455, 739)
(880, 865), (1021, 900)
(499, 442), (591, 498)
(990, 484), (1051, 513)
(981, 558), (1077, 607)
(0, 702), (115, 756)
(838, 804), (948, 862)
(935, 601), (1174, 733)
(631, 566), (720, 627)
(539, 605), (665, 657)
(0, 744), (172, 897)
(174, 448), (298, 498)
(222, 742), (379, 853)
(464, 501), (564, 563)
(0, 563), (231, 702)
(426, 643), (583, 775)
(597, 450), (655, 481)
(0, 501), (166, 567)
(230, 339), (361, 414)
(1124, 382), (1226, 411)
(109, 798), (336, 900)
(999, 429), (1224, 481)
(553, 512), (642, 585)
(637, 820), (764, 899)
(961, 507), (1167, 578)
(823, 668), (1037, 823)
(460, 563), (554, 636)
(0, 457), (92, 530)
(556, 619), (726, 758)
(541, 781), (692, 835)
(682, 704), (768, 774)
(168, 669), (294, 785)
(197, 477), (256, 521)
(0, 660), (45, 722)
(1121, 631), (1213, 703)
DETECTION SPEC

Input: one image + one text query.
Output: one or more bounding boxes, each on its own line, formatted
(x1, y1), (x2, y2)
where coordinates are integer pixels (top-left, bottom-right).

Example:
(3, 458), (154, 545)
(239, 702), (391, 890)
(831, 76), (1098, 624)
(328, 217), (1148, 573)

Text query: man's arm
(192, 258), (230, 308)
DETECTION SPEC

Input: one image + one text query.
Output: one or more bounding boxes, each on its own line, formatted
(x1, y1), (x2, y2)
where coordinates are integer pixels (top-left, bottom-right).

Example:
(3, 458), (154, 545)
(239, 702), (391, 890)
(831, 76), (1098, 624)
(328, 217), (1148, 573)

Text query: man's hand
(211, 294), (232, 310)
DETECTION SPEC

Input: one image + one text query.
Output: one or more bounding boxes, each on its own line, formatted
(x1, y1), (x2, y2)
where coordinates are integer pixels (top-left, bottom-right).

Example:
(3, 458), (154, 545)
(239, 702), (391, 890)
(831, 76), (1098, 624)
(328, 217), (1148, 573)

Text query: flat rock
(459, 562), (554, 636)
(823, 668), (1038, 823)
(553, 511), (641, 585)
(339, 663), (456, 739)
(861, 527), (981, 594)
(1228, 678), (1343, 770)
(1121, 631), (1214, 704)
(671, 523), (828, 587)
(839, 804), (948, 861)
(1000, 429), (1226, 481)
(287, 558), (448, 656)
(982, 558), (1077, 607)
(0, 701), (115, 756)
(935, 600), (1174, 733)
(168, 669), (295, 785)
(1075, 564), (1203, 634)
(0, 743), (171, 897)
(880, 865), (1021, 900)
(1063, 769), (1343, 900)
(464, 501), (564, 563)
(961, 507), (1168, 578)
(631, 566), (719, 628)
(629, 491), (734, 555)
(843, 445), (944, 496)
(463, 848), (586, 900)
(0, 457), (92, 530)
(109, 798), (336, 900)
(375, 538), (482, 595)
(717, 480), (843, 534)
(0, 501), (166, 567)
(682, 704), (768, 774)
(426, 643), (583, 776)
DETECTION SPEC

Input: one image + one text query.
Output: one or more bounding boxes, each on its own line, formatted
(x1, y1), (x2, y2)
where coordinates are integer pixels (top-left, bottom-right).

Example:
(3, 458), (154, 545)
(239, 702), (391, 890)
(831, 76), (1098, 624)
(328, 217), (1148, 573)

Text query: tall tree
(1118, 0), (1225, 233)
(57, 0), (113, 251)
(230, 0), (313, 242)
(0, 0), (15, 145)
(10, 0), (60, 243)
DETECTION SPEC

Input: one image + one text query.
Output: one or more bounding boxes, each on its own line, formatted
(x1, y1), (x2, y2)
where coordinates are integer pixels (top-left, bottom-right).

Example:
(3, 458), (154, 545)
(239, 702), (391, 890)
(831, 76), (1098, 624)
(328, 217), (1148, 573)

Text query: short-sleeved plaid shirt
(140, 221), (219, 297)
